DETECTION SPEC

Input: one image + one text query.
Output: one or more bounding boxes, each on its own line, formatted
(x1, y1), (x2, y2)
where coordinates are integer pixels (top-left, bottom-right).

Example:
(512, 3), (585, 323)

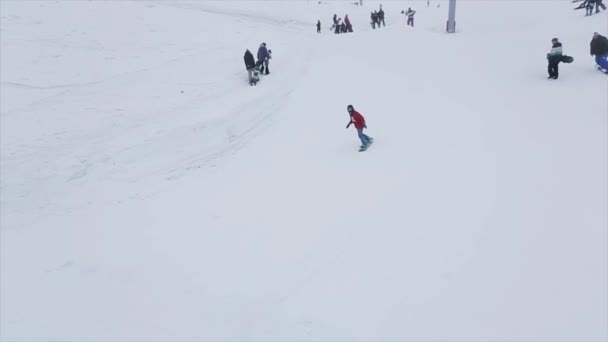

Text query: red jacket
(350, 111), (366, 129)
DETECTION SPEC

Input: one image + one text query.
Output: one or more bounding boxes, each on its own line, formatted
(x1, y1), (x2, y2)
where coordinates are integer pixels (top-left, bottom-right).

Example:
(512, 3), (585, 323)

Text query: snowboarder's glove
(364, 124), (367, 128)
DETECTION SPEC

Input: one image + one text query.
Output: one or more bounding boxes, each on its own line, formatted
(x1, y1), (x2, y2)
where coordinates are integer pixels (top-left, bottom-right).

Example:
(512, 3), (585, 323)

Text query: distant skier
(335, 18), (342, 34)
(257, 42), (271, 75)
(243, 49), (257, 85)
(317, 20), (321, 33)
(378, 6), (385, 27)
(345, 105), (373, 150)
(547, 37), (563, 79)
(344, 14), (353, 32)
(331, 14), (338, 31)
(405, 8), (416, 27)
(371, 11), (378, 29)
(590, 32), (608, 72)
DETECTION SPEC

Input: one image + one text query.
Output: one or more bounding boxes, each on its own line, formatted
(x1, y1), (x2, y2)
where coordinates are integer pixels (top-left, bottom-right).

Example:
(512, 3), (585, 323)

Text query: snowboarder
(243, 49), (257, 85)
(317, 20), (321, 33)
(345, 105), (373, 150)
(547, 37), (563, 79)
(257, 42), (271, 75)
(590, 32), (608, 72)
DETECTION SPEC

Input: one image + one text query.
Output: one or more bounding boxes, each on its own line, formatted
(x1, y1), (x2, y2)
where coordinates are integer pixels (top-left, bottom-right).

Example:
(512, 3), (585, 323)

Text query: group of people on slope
(573, 0), (606, 15)
(546, 32), (608, 79)
(316, 4), (418, 34)
(243, 42), (272, 86)
(326, 14), (353, 34)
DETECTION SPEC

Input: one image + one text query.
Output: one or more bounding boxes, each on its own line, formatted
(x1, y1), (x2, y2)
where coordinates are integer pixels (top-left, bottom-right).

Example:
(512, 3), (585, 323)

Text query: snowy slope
(1, 0), (607, 340)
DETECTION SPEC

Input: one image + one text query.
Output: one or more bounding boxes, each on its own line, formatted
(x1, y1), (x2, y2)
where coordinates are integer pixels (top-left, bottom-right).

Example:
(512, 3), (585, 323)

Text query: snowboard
(358, 138), (374, 152)
(249, 65), (261, 86)
(561, 55), (574, 63)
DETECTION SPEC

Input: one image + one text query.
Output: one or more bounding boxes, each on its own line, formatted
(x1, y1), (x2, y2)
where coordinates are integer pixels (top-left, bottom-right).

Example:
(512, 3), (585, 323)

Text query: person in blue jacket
(590, 32), (608, 72)
(257, 42), (271, 75)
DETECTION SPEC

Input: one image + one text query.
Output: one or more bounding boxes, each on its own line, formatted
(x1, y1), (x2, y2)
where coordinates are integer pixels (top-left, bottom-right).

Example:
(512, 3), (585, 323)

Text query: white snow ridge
(1, 0), (607, 341)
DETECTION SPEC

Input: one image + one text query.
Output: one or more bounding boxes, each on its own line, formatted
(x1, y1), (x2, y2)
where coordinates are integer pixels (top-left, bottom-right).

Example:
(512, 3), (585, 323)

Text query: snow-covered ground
(1, 0), (607, 340)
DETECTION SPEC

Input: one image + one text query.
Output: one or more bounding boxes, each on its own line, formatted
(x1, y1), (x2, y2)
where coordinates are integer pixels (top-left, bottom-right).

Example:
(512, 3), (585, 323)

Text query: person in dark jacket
(371, 11), (377, 29)
(378, 6), (385, 27)
(257, 42), (271, 75)
(317, 20), (321, 33)
(244, 49), (256, 84)
(405, 7), (416, 27)
(590, 32), (608, 71)
(546, 38), (563, 79)
(345, 104), (373, 149)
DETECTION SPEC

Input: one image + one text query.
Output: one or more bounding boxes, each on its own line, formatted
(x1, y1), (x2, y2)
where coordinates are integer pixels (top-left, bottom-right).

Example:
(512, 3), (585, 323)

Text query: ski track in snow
(0, 0), (316, 224)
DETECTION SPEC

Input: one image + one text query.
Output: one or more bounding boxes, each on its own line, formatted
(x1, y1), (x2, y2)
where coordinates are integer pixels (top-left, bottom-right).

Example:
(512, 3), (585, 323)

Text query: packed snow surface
(1, 0), (607, 340)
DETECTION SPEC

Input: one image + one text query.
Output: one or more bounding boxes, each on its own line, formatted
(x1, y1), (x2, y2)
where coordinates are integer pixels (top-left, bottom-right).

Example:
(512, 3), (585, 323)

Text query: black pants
(407, 17), (414, 26)
(548, 61), (559, 78)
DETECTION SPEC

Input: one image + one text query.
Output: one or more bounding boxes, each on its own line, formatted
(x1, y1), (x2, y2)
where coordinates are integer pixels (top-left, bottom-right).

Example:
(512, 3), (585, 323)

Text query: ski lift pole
(447, 0), (456, 33)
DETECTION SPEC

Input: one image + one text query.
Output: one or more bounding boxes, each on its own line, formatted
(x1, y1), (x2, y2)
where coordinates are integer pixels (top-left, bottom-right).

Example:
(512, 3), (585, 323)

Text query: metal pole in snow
(447, 0), (456, 33)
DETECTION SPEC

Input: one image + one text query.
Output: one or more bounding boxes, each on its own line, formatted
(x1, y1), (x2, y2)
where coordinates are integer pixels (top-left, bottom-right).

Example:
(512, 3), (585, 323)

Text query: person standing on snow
(317, 20), (321, 33)
(257, 42), (271, 75)
(371, 11), (378, 29)
(547, 37), (563, 79)
(345, 105), (373, 148)
(331, 14), (338, 31)
(590, 32), (608, 71)
(243, 49), (256, 85)
(586, 0), (596, 15)
(378, 6), (385, 27)
(405, 7), (416, 27)
(344, 14), (353, 32)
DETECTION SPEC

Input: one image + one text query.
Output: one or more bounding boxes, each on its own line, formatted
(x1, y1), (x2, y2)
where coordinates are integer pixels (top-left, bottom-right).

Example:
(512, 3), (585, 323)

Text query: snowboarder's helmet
(551, 37), (558, 42)
(347, 105), (354, 113)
